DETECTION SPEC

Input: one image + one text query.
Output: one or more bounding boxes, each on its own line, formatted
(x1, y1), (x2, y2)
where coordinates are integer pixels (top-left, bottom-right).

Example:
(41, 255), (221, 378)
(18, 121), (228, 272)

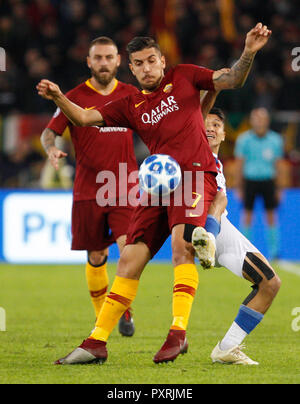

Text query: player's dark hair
(126, 37), (161, 58)
(89, 36), (118, 52)
(209, 107), (226, 123)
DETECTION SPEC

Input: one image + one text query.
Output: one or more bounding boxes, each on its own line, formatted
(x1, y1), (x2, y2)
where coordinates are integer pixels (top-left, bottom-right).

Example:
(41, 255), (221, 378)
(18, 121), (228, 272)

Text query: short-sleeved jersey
(213, 152), (228, 217)
(97, 64), (217, 174)
(234, 130), (283, 181)
(47, 79), (139, 201)
(213, 153), (227, 195)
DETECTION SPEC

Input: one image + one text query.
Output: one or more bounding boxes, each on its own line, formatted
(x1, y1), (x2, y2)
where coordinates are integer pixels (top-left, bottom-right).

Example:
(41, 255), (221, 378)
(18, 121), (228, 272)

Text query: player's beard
(91, 65), (118, 86)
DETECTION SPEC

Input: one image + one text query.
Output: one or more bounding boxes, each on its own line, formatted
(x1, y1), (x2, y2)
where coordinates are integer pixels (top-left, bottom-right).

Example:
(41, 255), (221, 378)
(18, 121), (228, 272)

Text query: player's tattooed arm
(212, 52), (255, 90)
(200, 69), (229, 119)
(36, 79), (105, 127)
(213, 23), (271, 91)
(40, 128), (67, 170)
(41, 128), (57, 152)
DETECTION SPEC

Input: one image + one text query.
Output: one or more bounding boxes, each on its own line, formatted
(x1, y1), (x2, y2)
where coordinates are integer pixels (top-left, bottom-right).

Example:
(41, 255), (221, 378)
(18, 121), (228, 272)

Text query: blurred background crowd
(0, 0), (299, 189)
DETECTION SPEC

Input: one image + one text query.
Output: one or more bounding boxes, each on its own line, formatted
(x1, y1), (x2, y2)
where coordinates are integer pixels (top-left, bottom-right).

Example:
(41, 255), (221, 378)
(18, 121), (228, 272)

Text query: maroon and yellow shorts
(71, 200), (134, 251)
(126, 172), (217, 258)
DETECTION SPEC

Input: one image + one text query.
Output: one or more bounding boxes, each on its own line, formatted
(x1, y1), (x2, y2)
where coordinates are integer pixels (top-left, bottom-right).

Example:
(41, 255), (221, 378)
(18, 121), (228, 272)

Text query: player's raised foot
(211, 342), (259, 365)
(153, 329), (188, 364)
(119, 308), (135, 337)
(192, 226), (216, 269)
(54, 338), (107, 365)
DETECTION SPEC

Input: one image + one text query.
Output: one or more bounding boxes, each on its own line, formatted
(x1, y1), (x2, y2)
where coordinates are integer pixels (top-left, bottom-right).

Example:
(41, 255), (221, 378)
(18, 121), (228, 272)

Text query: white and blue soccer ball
(138, 154), (182, 196)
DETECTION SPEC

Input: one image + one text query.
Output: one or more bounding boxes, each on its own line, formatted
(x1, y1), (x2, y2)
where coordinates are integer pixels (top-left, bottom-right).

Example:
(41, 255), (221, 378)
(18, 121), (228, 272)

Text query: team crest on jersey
(141, 95), (179, 125)
(163, 83), (173, 93)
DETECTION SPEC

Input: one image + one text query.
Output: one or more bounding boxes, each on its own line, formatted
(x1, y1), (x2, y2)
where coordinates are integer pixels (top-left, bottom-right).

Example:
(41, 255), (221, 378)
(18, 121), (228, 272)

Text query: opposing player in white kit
(193, 106), (281, 365)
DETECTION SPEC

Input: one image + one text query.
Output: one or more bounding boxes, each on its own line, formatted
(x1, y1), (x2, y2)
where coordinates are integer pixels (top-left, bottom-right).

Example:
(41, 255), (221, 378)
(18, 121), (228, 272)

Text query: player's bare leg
(88, 250), (109, 267)
(55, 242), (150, 364)
(212, 252), (281, 365)
(200, 189), (281, 364)
(242, 253), (281, 314)
(116, 241), (151, 280)
(153, 224), (197, 364)
(196, 186), (280, 364)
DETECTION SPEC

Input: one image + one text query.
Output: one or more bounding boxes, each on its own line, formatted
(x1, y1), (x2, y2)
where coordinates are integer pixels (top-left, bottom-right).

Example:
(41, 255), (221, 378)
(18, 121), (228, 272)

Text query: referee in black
(234, 108), (284, 260)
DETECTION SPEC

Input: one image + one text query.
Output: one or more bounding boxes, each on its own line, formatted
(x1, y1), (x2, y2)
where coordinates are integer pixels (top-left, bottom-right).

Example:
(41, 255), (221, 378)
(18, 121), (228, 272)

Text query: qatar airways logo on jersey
(141, 96), (179, 125)
(98, 127), (128, 133)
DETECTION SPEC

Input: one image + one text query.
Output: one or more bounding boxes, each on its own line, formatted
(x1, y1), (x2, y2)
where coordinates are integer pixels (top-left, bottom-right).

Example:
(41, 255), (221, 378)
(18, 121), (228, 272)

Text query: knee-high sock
(171, 264), (199, 331)
(220, 305), (264, 351)
(90, 276), (139, 342)
(85, 258), (109, 318)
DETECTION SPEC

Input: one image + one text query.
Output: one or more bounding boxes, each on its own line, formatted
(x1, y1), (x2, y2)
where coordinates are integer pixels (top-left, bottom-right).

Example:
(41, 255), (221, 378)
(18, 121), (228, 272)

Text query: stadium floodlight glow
(0, 47), (6, 71)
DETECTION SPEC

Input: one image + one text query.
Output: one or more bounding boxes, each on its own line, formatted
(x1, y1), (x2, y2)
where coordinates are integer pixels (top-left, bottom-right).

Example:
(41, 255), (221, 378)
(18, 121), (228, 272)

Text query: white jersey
(213, 153), (227, 195)
(213, 153), (228, 216)
(215, 214), (260, 277)
(212, 154), (260, 278)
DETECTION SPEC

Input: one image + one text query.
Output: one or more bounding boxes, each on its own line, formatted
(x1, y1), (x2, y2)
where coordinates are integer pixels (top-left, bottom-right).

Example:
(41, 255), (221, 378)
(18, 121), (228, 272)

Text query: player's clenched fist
(47, 146), (68, 170)
(245, 22), (272, 54)
(36, 79), (62, 100)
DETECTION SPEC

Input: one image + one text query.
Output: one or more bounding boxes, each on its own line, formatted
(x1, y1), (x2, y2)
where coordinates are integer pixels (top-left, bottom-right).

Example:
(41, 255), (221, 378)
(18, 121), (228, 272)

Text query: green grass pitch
(0, 261), (300, 384)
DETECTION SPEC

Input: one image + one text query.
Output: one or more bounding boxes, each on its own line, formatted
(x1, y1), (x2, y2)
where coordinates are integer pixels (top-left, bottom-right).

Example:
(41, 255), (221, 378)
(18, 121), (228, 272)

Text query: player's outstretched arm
(213, 23), (272, 91)
(36, 79), (104, 127)
(201, 91), (219, 120)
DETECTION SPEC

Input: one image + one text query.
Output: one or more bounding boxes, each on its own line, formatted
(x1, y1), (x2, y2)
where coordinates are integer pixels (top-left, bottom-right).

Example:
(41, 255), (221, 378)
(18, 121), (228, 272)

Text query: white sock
(219, 321), (248, 351)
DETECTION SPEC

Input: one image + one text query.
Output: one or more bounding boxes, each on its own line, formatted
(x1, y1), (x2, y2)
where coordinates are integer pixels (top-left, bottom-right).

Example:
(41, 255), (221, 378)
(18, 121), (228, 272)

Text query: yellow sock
(171, 264), (199, 331)
(90, 276), (139, 342)
(85, 259), (109, 318)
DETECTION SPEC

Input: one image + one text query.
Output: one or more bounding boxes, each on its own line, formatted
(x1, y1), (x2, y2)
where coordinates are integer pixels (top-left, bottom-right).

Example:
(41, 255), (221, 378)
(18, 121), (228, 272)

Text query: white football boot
(211, 342), (259, 365)
(192, 226), (216, 268)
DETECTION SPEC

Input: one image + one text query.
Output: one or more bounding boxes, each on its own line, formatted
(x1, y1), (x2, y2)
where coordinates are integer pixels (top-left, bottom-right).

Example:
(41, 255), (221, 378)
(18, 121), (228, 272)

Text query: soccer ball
(138, 154), (182, 196)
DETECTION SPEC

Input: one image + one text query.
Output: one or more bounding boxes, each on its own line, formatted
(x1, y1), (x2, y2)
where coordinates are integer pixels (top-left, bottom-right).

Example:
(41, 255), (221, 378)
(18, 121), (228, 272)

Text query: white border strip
(277, 260), (300, 277)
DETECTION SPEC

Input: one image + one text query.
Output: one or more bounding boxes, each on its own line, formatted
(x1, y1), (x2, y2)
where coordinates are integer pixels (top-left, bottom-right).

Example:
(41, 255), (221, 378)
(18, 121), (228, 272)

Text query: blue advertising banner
(0, 189), (298, 263)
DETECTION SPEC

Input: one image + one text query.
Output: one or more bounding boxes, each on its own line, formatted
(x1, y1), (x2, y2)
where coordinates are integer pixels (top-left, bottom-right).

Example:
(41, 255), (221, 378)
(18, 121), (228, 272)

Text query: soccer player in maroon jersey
(40, 37), (139, 337)
(37, 23), (272, 365)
